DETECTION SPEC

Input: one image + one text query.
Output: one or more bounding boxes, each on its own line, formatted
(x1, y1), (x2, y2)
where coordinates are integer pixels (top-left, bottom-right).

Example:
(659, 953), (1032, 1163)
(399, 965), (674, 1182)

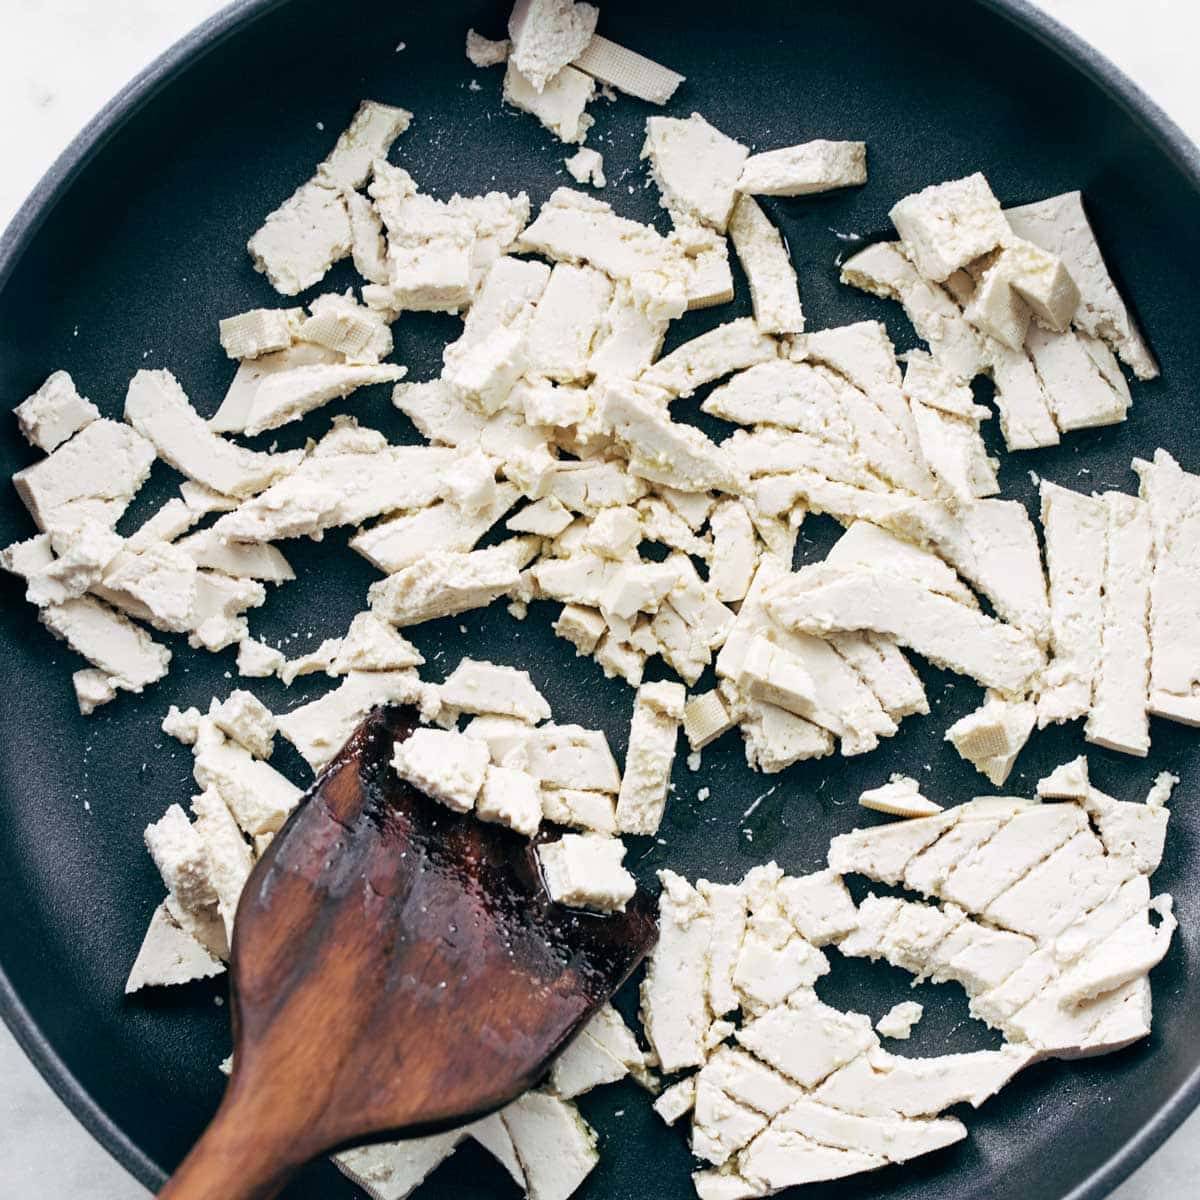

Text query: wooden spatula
(159, 704), (658, 1200)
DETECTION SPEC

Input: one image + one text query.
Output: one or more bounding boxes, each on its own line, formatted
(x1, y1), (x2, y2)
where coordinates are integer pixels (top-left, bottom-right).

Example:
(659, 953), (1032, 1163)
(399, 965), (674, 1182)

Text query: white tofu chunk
(191, 720), (302, 836)
(642, 319), (778, 398)
(239, 360), (408, 437)
(684, 690), (735, 750)
(1005, 191), (1157, 379)
(698, 881), (747, 1017)
(1025, 325), (1130, 431)
(859, 776), (943, 818)
(986, 338), (1060, 450)
(640, 870), (712, 1072)
(1037, 756), (1091, 801)
(946, 693), (1036, 787)
(316, 100), (412, 191)
(654, 1078), (697, 1126)
(144, 803), (219, 916)
(500, 1091), (598, 1200)
(737, 1129), (881, 1191)
(72, 667), (117, 715)
(391, 726), (489, 812)
(476, 764), (543, 837)
(537, 833), (635, 911)
(550, 603), (606, 657)
(774, 1096), (964, 1165)
(125, 901), (224, 994)
(775, 870), (858, 948)
(466, 28), (510, 66)
(438, 657), (551, 723)
(526, 723), (621, 792)
(572, 33), (684, 104)
(526, 263), (613, 381)
(615, 680), (685, 835)
(335, 1131), (465, 1200)
(738, 139), (866, 197)
(709, 500), (758, 602)
(889, 173), (1009, 282)
(692, 1080), (770, 1166)
(208, 690), (275, 760)
(218, 307), (300, 360)
(247, 179), (351, 296)
(590, 283), (670, 380)
(13, 418), (155, 535)
(564, 146), (605, 188)
(190, 786), (254, 942)
(298, 292), (393, 363)
(642, 114), (749, 233)
(827, 809), (960, 886)
(210, 341), (338, 434)
(825, 520), (974, 606)
(331, 613), (423, 673)
(236, 638), (285, 679)
(175, 529), (293, 584)
(14, 370), (100, 453)
(1085, 493), (1152, 756)
(503, 60), (596, 144)
(541, 788), (617, 833)
(876, 1001), (924, 1040)
(829, 633), (929, 721)
(345, 189), (390, 286)
(769, 565), (1042, 694)
(550, 1025), (628, 1099)
(727, 195), (804, 334)
(40, 596), (170, 692)
(507, 0), (599, 91)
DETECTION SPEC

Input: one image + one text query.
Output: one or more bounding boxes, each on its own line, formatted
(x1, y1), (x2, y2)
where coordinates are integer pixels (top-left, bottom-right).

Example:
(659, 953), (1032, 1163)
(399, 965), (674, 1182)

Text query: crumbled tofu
(299, 292), (393, 362)
(642, 113), (749, 233)
(209, 690), (276, 759)
(728, 195), (804, 334)
(584, 505), (642, 559)
(684, 690), (735, 750)
(538, 833), (635, 912)
(247, 179), (352, 296)
(192, 719), (302, 835)
(40, 596), (171, 693)
(507, 0), (599, 91)
(550, 1023), (629, 1099)
(737, 140), (867, 197)
(14, 371), (100, 453)
(335, 1132), (466, 1200)
(13, 418), (155, 535)
(1036, 756), (1091, 800)
(541, 788), (617, 833)
(467, 27), (510, 66)
(654, 1077), (698, 1125)
(526, 263), (613, 382)
(476, 764), (543, 837)
(278, 670), (422, 773)
(500, 1091), (598, 1200)
(332, 612), (424, 673)
(190, 785), (254, 941)
(72, 667), (117, 715)
(946, 693), (1036, 786)
(317, 100), (412, 191)
(876, 1000), (924, 1040)
(642, 318), (777, 399)
(616, 681), (685, 835)
(391, 726), (490, 812)
(552, 603), (607, 656)
(235, 638), (285, 679)
(571, 34), (685, 105)
(859, 776), (943, 818)
(565, 147), (606, 188)
(503, 60), (596, 144)
(526, 723), (621, 792)
(144, 803), (219, 915)
(889, 172), (1009, 283)
(125, 902), (224, 994)
(218, 308), (301, 360)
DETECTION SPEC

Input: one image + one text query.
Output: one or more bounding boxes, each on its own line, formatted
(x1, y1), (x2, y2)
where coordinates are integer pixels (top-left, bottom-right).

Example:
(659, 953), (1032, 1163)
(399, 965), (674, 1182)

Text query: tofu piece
(527, 723), (622, 793)
(236, 638), (285, 679)
(218, 307), (301, 360)
(466, 28), (511, 67)
(500, 1091), (598, 1200)
(276, 670), (421, 773)
(859, 776), (943, 818)
(214, 444), (456, 544)
(316, 100), (412, 191)
(726, 195), (804, 334)
(692, 1080), (770, 1166)
(238, 360), (408, 437)
(174, 530), (293, 584)
(335, 1132), (466, 1200)
(825, 520), (974, 606)
(298, 292), (393, 363)
(1005, 191), (1157, 379)
(125, 901), (224, 993)
(945, 693), (1036, 787)
(476, 764), (543, 837)
(775, 870), (858, 947)
(986, 338), (1061, 451)
(708, 500), (758, 602)
(540, 788), (617, 833)
(247, 179), (351, 296)
(768, 565), (1044, 695)
(278, 637), (341, 687)
(827, 810), (960, 886)
(615, 681), (685, 835)
(1037, 756), (1092, 801)
(191, 720), (303, 836)
(840, 241), (985, 382)
(438, 657), (551, 723)
(961, 252), (1033, 351)
(601, 380), (742, 494)
(736, 990), (877, 1088)
(537, 833), (635, 911)
(352, 488), (519, 575)
(986, 239), (1081, 333)
(503, 60), (596, 144)
(654, 1078), (697, 1125)
(582, 505), (642, 560)
(331, 613), (423, 672)
(1085, 493), (1152, 756)
(889, 173), (1009, 283)
(14, 371), (100, 452)
(670, 211), (737, 310)
(13, 418), (155, 535)
(590, 283), (670, 380)
(571, 34), (685, 104)
(72, 668), (117, 715)
(391, 726), (490, 813)
(642, 319), (778, 399)
(876, 1001), (924, 1040)
(144, 803), (219, 916)
(564, 147), (605, 188)
(549, 1024), (629, 1099)
(40, 596), (170, 692)
(737, 140), (866, 198)
(737, 1129), (881, 1191)
(525, 263), (613, 381)
(773, 1097), (965, 1164)
(345, 189), (390, 286)
(684, 690), (735, 750)
(190, 786), (254, 941)
(640, 870), (712, 1071)
(210, 341), (339, 434)
(462, 713), (536, 765)
(698, 881), (747, 1017)
(1025, 325), (1131, 431)
(734, 931), (829, 1008)
(642, 114), (749, 233)
(209, 690), (276, 759)
(829, 633), (929, 721)
(551, 603), (607, 656)
(507, 0), (599, 91)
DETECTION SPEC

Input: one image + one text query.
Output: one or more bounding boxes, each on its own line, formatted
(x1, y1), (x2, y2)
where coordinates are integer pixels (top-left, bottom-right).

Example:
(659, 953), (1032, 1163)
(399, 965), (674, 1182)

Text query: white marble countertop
(2, 1), (1199, 1197)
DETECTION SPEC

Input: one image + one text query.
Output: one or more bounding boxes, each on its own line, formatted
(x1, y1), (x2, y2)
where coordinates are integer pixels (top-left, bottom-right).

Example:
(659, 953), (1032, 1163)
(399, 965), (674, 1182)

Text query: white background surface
(2, 1), (1199, 1197)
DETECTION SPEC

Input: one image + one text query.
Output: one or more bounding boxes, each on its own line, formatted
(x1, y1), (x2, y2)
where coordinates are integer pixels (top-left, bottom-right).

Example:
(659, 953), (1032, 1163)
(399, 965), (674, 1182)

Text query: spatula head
(224, 705), (657, 1160)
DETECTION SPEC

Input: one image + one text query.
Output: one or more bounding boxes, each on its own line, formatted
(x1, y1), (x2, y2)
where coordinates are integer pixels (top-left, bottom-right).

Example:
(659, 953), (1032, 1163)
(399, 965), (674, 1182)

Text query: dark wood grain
(158, 705), (658, 1200)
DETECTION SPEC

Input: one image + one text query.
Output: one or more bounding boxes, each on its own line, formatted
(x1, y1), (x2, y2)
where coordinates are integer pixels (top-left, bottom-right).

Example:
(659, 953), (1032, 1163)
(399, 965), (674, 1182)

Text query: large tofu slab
(1005, 191), (1157, 380)
(1038, 482), (1107, 725)
(1086, 492), (1152, 756)
(124, 370), (303, 498)
(642, 113), (749, 233)
(768, 565), (1044, 694)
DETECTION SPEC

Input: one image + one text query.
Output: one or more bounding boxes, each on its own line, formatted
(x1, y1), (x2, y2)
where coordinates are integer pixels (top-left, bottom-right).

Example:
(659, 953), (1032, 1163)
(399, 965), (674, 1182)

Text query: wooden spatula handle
(158, 1084), (304, 1200)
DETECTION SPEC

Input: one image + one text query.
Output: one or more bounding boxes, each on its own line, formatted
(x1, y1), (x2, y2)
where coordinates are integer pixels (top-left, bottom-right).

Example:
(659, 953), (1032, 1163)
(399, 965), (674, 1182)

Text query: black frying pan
(1, 2), (1197, 1198)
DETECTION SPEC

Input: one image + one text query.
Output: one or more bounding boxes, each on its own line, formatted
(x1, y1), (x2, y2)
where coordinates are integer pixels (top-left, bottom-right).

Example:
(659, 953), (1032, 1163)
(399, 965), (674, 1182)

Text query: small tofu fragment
(538, 834), (635, 912)
(72, 667), (117, 715)
(684, 690), (735, 750)
(1025, 326), (1130, 432)
(40, 596), (170, 693)
(500, 1091), (598, 1200)
(14, 371), (100, 452)
(192, 720), (302, 836)
(572, 34), (685, 105)
(737, 140), (867, 197)
(946, 693), (1036, 786)
(218, 308), (301, 360)
(540, 788), (617, 833)
(125, 902), (224, 994)
(642, 113), (750, 233)
(466, 28), (511, 67)
(247, 179), (352, 297)
(317, 100), (412, 191)
(859, 776), (943, 818)
(616, 681), (685, 835)
(391, 727), (490, 813)
(727, 195), (804, 335)
(508, 0), (599, 91)
(876, 1000), (924, 1040)
(526, 723), (621, 792)
(439, 657), (551, 722)
(503, 60), (596, 144)
(564, 147), (605, 188)
(236, 638), (285, 679)
(889, 173), (1009, 283)
(477, 764), (543, 837)
(209, 690), (276, 759)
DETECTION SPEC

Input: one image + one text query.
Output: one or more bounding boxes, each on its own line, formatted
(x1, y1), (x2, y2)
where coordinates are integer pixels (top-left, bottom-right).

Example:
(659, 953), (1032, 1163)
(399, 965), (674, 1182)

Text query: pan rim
(1, 0), (1198, 1196)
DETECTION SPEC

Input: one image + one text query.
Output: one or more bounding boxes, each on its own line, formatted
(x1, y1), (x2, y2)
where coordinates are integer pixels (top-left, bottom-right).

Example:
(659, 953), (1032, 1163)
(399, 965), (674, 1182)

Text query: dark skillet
(1, 2), (1198, 1198)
